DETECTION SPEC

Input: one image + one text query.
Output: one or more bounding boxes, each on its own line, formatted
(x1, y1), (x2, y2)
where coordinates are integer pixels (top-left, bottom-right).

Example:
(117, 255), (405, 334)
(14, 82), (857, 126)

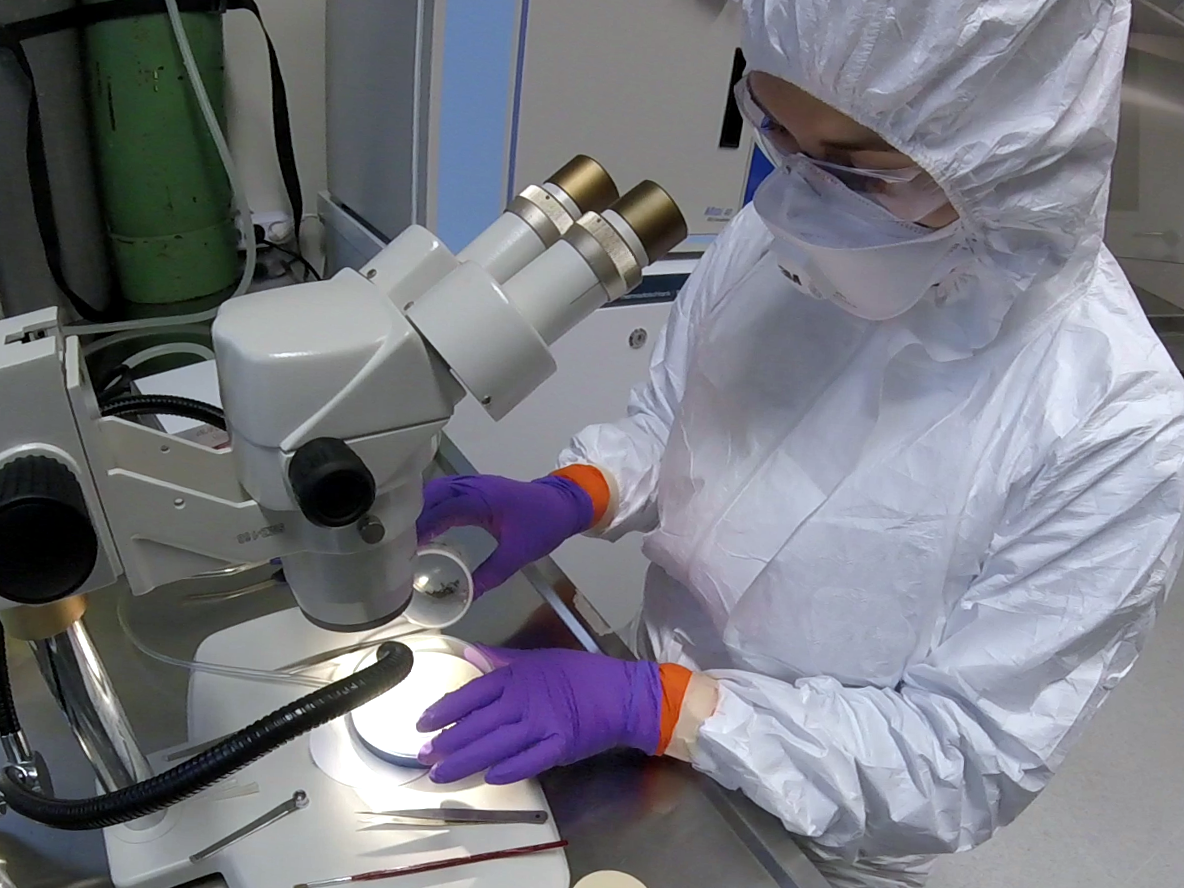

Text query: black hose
(95, 365), (135, 407)
(0, 631), (21, 737)
(0, 641), (413, 830)
(100, 394), (227, 432)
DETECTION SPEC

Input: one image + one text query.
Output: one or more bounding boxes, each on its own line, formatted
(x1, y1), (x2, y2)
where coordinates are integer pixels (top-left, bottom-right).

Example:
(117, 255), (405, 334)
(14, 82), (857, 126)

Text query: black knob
(288, 438), (376, 528)
(0, 456), (99, 605)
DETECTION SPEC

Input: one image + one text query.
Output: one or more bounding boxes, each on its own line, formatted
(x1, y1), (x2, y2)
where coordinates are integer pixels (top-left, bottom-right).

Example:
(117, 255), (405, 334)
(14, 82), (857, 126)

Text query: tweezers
(357, 808), (549, 828)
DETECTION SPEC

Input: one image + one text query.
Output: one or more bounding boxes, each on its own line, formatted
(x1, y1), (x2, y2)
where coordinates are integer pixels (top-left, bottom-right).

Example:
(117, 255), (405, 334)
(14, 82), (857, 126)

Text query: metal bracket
(0, 733), (53, 811)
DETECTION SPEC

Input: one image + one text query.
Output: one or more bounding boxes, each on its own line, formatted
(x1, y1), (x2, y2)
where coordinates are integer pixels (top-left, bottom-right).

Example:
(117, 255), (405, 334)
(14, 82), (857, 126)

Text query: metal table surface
(0, 443), (827, 888)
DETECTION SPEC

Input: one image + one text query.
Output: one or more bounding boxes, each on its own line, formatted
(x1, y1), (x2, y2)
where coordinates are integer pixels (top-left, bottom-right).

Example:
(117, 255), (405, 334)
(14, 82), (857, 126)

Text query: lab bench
(0, 440), (827, 888)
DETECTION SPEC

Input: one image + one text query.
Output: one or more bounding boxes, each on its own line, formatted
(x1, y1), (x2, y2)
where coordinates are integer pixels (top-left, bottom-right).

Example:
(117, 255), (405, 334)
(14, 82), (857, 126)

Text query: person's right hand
(416, 474), (594, 597)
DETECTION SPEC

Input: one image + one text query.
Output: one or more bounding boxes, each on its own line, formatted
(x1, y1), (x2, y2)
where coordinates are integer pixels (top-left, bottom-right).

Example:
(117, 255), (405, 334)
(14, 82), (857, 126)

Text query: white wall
(223, 0), (328, 261)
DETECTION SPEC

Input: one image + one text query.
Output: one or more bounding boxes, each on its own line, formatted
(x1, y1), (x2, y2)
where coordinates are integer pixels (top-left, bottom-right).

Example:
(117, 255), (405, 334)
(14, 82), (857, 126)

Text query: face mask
(753, 166), (969, 322)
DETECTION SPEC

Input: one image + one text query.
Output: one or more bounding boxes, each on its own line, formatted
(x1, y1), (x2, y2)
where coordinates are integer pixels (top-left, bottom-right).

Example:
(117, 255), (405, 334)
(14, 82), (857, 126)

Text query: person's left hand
(417, 646), (663, 784)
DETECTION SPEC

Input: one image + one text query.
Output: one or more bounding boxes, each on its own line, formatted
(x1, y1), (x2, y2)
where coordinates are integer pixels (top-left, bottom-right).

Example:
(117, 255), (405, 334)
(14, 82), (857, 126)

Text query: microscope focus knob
(0, 456), (99, 605)
(289, 438), (377, 528)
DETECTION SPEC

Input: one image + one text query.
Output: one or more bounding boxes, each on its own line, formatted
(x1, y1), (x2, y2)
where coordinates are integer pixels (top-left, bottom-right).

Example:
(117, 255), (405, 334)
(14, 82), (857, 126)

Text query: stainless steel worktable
(0, 441), (827, 888)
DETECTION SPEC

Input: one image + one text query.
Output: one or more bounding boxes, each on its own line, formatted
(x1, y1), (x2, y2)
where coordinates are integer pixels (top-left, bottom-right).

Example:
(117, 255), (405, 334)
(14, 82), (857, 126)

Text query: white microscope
(0, 157), (686, 888)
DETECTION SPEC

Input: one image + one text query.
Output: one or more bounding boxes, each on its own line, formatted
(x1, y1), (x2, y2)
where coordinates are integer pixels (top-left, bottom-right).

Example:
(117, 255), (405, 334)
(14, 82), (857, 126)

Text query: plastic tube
(115, 594), (330, 690)
(123, 342), (216, 370)
(272, 626), (424, 675)
(81, 327), (210, 358)
(67, 306), (225, 337)
(64, 0), (257, 338)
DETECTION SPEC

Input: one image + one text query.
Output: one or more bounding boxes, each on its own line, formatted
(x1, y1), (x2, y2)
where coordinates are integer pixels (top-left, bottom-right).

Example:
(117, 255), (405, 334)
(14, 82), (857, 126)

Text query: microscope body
(0, 259), (456, 632)
(0, 158), (688, 636)
(0, 156), (687, 888)
(212, 238), (464, 632)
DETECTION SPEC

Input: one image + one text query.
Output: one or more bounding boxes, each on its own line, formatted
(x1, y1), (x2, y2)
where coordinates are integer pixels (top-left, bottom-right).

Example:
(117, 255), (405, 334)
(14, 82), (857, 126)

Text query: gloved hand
(416, 474), (595, 596)
(417, 646), (665, 785)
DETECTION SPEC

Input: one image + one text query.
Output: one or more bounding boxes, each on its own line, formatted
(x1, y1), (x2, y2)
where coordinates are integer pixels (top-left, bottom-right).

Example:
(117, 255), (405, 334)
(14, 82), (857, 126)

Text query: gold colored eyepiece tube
(611, 182), (688, 264)
(548, 156), (620, 215)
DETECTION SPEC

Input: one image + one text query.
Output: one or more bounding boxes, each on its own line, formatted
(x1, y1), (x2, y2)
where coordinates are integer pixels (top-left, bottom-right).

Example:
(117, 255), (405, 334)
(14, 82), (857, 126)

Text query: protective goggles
(734, 75), (949, 222)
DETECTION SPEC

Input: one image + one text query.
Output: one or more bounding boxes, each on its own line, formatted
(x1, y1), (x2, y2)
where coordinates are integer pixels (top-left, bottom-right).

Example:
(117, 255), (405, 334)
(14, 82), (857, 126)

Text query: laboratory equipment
(189, 790), (309, 863)
(357, 808), (549, 827)
(0, 156), (683, 627)
(321, 0), (740, 632)
(196, 607), (570, 888)
(293, 839), (570, 888)
(348, 643), (483, 768)
(274, 630), (422, 676)
(0, 154), (687, 888)
(0, 502), (834, 888)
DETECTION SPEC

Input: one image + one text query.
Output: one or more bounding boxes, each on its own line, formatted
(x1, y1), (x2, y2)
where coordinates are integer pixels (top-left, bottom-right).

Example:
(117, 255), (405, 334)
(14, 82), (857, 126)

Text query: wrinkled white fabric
(558, 0), (1184, 880)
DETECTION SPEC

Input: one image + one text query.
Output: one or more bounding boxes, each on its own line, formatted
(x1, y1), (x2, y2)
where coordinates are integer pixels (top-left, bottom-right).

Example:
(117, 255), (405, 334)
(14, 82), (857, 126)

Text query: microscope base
(102, 608), (568, 888)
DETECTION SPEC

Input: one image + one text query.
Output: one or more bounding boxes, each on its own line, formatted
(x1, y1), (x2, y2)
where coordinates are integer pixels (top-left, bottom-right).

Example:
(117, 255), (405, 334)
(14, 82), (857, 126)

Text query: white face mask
(753, 166), (970, 321)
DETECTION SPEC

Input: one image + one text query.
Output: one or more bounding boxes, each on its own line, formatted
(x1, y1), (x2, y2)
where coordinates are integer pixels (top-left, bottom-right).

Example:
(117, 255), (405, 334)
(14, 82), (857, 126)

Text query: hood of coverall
(742, 0), (1131, 295)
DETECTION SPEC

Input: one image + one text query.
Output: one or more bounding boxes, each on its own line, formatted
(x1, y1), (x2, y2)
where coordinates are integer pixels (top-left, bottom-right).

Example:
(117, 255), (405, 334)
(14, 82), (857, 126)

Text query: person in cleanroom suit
(413, 0), (1184, 884)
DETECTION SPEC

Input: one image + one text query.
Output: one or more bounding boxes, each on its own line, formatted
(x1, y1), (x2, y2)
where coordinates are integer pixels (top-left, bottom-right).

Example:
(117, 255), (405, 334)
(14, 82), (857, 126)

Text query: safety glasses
(734, 75), (949, 222)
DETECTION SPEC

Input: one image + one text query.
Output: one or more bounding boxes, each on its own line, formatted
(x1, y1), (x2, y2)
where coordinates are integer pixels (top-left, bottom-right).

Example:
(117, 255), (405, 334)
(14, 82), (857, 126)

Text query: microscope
(0, 157), (686, 888)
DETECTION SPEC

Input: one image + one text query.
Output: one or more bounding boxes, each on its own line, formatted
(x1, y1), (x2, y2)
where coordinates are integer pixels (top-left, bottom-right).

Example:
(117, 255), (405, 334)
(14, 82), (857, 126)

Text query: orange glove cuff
(656, 663), (694, 756)
(550, 464), (611, 529)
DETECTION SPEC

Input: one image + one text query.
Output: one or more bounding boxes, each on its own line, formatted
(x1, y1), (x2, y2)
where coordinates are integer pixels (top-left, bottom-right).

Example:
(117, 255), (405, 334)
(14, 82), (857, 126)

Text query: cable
(100, 395), (226, 431)
(0, 641), (414, 829)
(263, 241), (322, 282)
(0, 632), (21, 737)
(95, 365), (135, 408)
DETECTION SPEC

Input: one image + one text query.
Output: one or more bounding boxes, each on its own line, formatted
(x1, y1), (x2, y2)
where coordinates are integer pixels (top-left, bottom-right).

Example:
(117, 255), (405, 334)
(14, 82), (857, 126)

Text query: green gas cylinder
(83, 2), (239, 304)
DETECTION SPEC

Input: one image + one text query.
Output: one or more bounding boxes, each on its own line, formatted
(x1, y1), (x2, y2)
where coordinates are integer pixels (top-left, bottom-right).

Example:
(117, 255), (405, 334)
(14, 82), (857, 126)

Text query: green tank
(83, 2), (239, 304)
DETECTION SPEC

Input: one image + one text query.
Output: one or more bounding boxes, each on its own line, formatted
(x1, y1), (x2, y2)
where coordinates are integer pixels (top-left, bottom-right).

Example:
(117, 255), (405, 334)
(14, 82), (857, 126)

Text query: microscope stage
(103, 608), (567, 888)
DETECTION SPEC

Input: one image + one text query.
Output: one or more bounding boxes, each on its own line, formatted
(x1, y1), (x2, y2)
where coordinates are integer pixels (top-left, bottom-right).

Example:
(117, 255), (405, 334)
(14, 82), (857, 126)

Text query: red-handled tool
(294, 839), (570, 887)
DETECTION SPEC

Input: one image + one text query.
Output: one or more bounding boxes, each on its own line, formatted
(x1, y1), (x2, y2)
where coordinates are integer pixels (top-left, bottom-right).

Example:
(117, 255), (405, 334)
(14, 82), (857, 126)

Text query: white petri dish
(348, 637), (484, 768)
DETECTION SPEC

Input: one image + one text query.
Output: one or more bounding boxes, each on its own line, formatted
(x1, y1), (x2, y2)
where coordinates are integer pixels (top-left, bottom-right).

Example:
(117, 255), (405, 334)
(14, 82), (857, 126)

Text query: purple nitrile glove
(416, 646), (662, 785)
(416, 475), (593, 597)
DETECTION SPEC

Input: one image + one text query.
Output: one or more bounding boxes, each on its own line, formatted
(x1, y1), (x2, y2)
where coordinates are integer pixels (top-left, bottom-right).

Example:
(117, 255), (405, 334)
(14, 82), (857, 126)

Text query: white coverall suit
(559, 0), (1184, 884)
